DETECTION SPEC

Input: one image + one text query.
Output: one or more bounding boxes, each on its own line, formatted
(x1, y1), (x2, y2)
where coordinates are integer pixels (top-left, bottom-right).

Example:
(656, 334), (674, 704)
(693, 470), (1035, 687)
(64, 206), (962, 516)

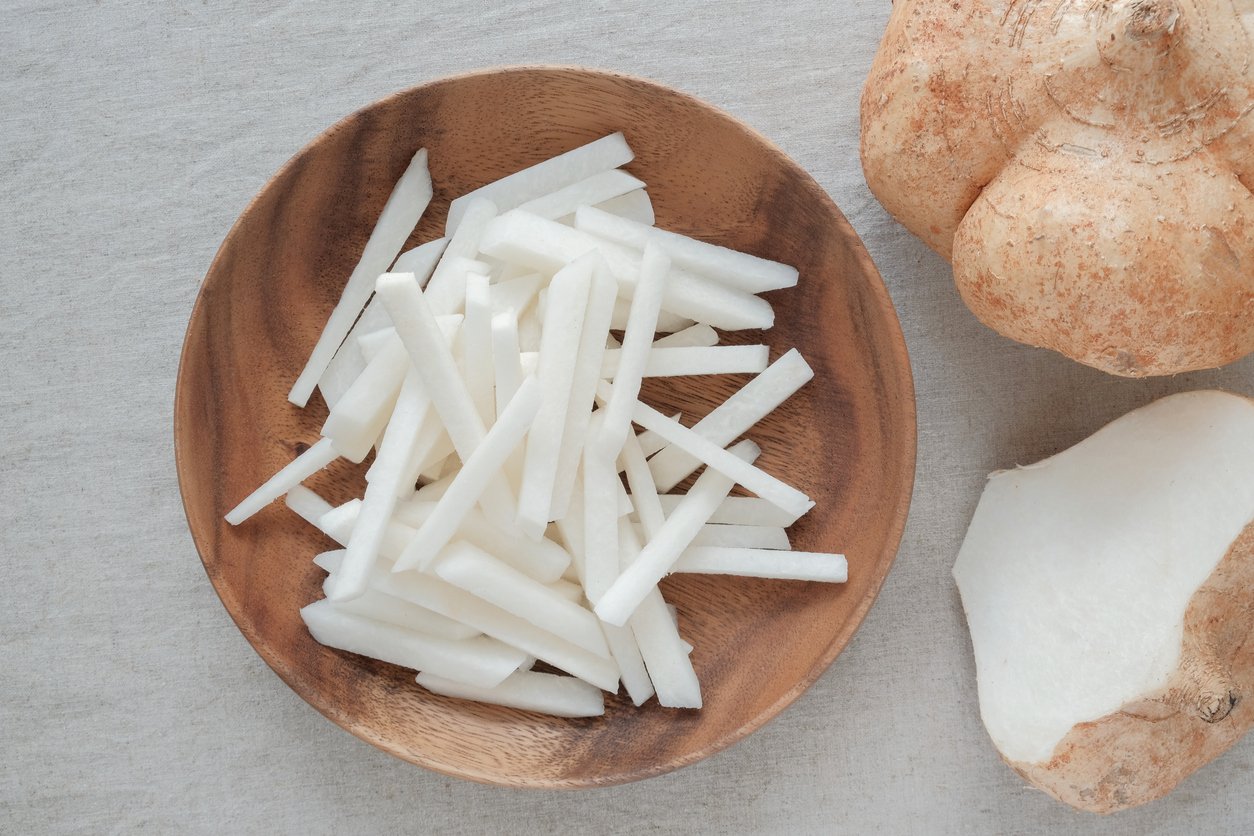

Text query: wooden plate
(174, 66), (916, 787)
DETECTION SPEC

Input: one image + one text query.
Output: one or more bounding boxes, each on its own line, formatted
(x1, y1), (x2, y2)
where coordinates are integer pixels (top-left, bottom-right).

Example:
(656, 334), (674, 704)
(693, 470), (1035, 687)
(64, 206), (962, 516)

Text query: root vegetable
(954, 390), (1254, 813)
(860, 0), (1254, 376)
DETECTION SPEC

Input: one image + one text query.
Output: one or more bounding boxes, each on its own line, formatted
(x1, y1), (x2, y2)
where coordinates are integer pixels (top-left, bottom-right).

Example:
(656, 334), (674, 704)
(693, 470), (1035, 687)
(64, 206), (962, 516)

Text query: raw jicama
(228, 135), (845, 718)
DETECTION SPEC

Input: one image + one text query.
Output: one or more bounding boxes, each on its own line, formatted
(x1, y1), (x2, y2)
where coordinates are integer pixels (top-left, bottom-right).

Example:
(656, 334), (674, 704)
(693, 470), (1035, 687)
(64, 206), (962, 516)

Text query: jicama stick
(392, 236), (449, 280)
(656, 494), (799, 527)
(331, 498), (569, 584)
(631, 523), (789, 550)
(289, 147), (432, 407)
(547, 578), (584, 603)
(619, 432), (666, 540)
(582, 422), (621, 602)
(598, 381), (814, 520)
(649, 348), (815, 493)
(600, 345), (769, 379)
(300, 600), (525, 688)
(462, 272), (494, 424)
(549, 262), (619, 520)
(374, 271), (515, 527)
(672, 547), (847, 582)
(652, 323), (719, 349)
(446, 133), (633, 234)
(357, 560), (620, 690)
(595, 440), (760, 626)
(284, 485), (335, 529)
(225, 438), (337, 525)
(424, 198), (498, 314)
(416, 670), (606, 718)
(619, 520), (702, 708)
(320, 334), (408, 463)
(634, 417), (679, 460)
(479, 211), (773, 331)
(313, 554), (480, 639)
(515, 256), (593, 539)
(329, 367), (429, 601)
(575, 204), (799, 293)
(433, 542), (612, 658)
(593, 188), (654, 225)
(393, 376), (541, 572)
(517, 169), (645, 221)
(609, 298), (694, 334)
(598, 243), (669, 451)
(490, 273), (543, 319)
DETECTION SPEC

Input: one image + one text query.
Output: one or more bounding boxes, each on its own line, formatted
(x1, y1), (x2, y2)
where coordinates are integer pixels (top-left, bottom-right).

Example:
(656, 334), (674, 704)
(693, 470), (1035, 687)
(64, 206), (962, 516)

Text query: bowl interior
(174, 66), (915, 787)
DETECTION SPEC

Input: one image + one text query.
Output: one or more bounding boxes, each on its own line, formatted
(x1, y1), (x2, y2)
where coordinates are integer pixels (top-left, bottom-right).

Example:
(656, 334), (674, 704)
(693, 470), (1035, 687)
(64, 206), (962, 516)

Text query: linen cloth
(2, 1), (1252, 833)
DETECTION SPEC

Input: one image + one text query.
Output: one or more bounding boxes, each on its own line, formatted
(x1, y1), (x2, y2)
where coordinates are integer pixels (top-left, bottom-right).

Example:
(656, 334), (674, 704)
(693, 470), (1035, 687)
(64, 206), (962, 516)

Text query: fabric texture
(2, 1), (1251, 833)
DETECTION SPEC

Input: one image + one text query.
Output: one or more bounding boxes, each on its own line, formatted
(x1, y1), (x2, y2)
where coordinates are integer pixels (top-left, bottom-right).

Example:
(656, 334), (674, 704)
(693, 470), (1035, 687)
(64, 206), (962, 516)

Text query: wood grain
(173, 66), (916, 788)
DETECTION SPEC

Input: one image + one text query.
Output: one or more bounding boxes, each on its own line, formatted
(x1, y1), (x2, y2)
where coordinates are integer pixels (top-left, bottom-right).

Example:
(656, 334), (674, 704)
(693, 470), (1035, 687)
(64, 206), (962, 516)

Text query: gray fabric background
(3, 1), (1251, 833)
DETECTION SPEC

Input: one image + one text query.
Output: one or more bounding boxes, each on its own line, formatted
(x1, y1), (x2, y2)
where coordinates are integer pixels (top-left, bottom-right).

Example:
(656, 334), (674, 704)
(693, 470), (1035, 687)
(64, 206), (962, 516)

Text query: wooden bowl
(174, 66), (915, 787)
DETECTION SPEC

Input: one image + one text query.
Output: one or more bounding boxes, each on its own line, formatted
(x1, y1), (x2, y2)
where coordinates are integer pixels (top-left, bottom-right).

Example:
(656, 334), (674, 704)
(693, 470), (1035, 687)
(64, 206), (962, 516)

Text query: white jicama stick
(329, 590), (481, 640)
(515, 256), (593, 539)
(374, 271), (515, 527)
(433, 542), (612, 659)
(547, 578), (584, 603)
(392, 236), (450, 281)
(517, 169), (645, 221)
(619, 520), (701, 708)
(416, 670), (605, 718)
(652, 324), (719, 349)
(600, 345), (770, 379)
(582, 424), (621, 602)
(596, 440), (760, 626)
(225, 438), (338, 525)
(630, 523), (789, 550)
(330, 497), (569, 584)
(284, 485), (335, 529)
(364, 564), (618, 690)
(393, 377), (541, 572)
(328, 367), (430, 601)
(424, 199), (498, 314)
(289, 148), (433, 407)
(635, 416), (679, 460)
(593, 188), (654, 225)
(672, 547), (847, 582)
(446, 133), (633, 234)
(549, 262), (619, 520)
(319, 287), (411, 411)
(609, 298), (694, 334)
(620, 432), (666, 539)
(554, 474), (587, 586)
(599, 243), (669, 450)
(575, 205), (799, 293)
(657, 494), (800, 527)
(314, 555), (481, 640)
(491, 312), (524, 417)
(602, 621), (654, 707)
(517, 306), (542, 353)
(490, 273), (544, 319)
(479, 211), (772, 331)
(462, 273), (494, 424)
(355, 327), (396, 362)
(600, 383), (814, 519)
(300, 600), (524, 689)
(693, 524), (790, 550)
(320, 334), (408, 462)
(650, 348), (815, 492)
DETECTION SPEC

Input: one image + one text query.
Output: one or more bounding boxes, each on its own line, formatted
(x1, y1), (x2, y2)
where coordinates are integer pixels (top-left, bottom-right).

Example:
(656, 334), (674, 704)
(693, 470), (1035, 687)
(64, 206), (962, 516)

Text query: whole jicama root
(861, 0), (1254, 376)
(954, 390), (1254, 813)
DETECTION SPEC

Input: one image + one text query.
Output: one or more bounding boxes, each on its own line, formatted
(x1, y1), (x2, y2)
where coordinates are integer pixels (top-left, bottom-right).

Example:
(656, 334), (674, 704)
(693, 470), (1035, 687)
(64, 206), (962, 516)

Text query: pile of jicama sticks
(225, 133), (846, 717)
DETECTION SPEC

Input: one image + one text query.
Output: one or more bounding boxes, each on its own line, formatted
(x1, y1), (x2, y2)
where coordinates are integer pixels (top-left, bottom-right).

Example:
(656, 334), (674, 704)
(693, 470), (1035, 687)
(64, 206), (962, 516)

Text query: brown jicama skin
(861, 0), (1254, 376)
(1010, 521), (1254, 813)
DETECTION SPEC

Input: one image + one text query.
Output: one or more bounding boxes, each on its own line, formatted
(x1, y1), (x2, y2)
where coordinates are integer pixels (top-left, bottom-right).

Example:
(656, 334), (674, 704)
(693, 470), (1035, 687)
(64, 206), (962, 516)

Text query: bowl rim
(173, 63), (918, 789)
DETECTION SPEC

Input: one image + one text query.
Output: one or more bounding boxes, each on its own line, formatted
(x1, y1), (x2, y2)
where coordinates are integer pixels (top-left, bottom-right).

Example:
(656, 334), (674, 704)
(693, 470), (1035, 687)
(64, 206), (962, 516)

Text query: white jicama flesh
(231, 139), (846, 718)
(954, 391), (1254, 814)
(289, 147), (433, 407)
(416, 670), (605, 718)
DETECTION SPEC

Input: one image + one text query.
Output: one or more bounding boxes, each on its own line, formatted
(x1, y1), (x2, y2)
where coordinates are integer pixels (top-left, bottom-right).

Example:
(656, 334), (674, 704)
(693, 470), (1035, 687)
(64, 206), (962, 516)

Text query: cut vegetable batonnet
(225, 133), (846, 717)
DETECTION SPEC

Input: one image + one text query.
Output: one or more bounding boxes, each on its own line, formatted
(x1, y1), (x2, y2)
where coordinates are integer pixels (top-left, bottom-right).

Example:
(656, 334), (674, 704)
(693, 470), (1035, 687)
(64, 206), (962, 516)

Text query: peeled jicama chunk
(954, 390), (1254, 813)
